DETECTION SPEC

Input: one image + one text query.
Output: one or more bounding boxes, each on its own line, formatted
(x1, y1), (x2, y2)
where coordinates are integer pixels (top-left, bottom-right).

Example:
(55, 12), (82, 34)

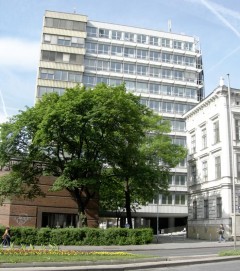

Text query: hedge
(0, 226), (153, 246)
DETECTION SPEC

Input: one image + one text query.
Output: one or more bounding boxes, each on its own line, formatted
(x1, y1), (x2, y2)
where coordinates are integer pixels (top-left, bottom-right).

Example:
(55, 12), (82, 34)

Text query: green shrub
(1, 226), (153, 246)
(36, 228), (52, 245)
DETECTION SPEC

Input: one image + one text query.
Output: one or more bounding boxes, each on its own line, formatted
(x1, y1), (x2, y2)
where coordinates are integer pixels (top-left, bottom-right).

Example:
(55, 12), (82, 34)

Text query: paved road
(134, 245), (240, 257)
(1, 239), (240, 271)
(138, 259), (240, 271)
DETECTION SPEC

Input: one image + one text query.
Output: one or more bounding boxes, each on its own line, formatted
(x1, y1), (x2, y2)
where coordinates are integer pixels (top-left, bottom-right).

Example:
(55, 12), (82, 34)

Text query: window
(83, 75), (95, 87)
(149, 36), (159, 46)
(193, 200), (197, 219)
(137, 34), (147, 44)
(185, 42), (193, 51)
(37, 87), (65, 97)
(175, 175), (186, 185)
(235, 119), (240, 141)
(168, 175), (173, 185)
(45, 18), (86, 31)
(217, 197), (222, 218)
(87, 26), (97, 37)
(137, 65), (148, 76)
(85, 58), (97, 70)
(112, 30), (122, 40)
(99, 28), (109, 38)
(137, 82), (148, 93)
(42, 212), (77, 228)
(162, 38), (170, 48)
(213, 120), (220, 144)
(173, 137), (186, 146)
(202, 128), (207, 149)
(41, 51), (83, 64)
(124, 47), (135, 58)
(149, 67), (160, 78)
(39, 69), (81, 82)
(136, 49), (148, 59)
(149, 51), (160, 61)
(237, 154), (240, 179)
(162, 69), (172, 79)
(162, 194), (172, 204)
(191, 134), (196, 153)
(96, 76), (108, 84)
(204, 199), (209, 218)
(97, 60), (109, 71)
(98, 44), (110, 55)
(124, 63), (135, 74)
(111, 46), (123, 56)
(86, 42), (97, 53)
(124, 32), (135, 42)
(215, 156), (221, 179)
(162, 53), (171, 63)
(175, 194), (186, 205)
(191, 164), (197, 183)
(173, 55), (183, 65)
(110, 62), (122, 73)
(125, 81), (136, 91)
(170, 120), (185, 132)
(202, 160), (208, 181)
(173, 40), (182, 49)
(174, 70), (184, 80)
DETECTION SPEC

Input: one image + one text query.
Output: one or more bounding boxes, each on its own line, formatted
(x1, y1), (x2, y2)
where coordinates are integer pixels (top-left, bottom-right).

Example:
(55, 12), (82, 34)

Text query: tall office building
(36, 11), (204, 231)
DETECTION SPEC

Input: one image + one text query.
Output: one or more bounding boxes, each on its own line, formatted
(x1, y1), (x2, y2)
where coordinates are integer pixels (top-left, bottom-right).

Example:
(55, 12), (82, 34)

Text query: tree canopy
(0, 84), (186, 227)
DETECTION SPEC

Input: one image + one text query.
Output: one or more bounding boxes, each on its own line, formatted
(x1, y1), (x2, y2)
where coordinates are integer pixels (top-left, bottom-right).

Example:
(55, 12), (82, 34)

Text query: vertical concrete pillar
(168, 217), (175, 230)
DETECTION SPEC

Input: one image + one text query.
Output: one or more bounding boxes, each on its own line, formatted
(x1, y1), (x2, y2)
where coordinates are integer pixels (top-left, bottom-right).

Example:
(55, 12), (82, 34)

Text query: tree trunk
(124, 178), (132, 228)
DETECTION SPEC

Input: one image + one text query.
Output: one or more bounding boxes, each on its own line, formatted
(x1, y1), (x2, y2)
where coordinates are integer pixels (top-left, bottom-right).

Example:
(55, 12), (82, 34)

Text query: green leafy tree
(0, 84), (166, 226)
(100, 112), (187, 228)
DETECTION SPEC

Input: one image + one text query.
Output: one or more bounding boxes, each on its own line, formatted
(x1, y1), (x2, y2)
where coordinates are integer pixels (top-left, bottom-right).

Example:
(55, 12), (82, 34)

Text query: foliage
(219, 250), (240, 256)
(3, 226), (153, 246)
(0, 83), (186, 226)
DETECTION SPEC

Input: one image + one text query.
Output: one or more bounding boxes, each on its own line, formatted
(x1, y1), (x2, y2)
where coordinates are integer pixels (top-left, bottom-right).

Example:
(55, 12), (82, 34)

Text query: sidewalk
(0, 238), (240, 271)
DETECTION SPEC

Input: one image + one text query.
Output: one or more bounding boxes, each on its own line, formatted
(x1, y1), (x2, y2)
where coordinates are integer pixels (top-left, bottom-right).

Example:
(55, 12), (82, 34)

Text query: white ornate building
(184, 79), (240, 240)
(36, 10), (204, 231)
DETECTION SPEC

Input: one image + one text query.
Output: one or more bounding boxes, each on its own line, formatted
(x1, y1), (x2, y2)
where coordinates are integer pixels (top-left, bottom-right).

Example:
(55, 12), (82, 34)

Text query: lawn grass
(0, 250), (152, 263)
(219, 249), (240, 256)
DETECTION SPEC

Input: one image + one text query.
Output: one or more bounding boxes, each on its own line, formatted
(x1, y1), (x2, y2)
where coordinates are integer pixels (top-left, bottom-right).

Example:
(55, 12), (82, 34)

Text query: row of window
(87, 26), (195, 52)
(168, 174), (187, 186)
(86, 42), (197, 67)
(43, 34), (85, 48)
(83, 75), (198, 99)
(141, 98), (194, 115)
(85, 58), (197, 82)
(41, 50), (84, 65)
(190, 156), (221, 183)
(190, 120), (220, 154)
(36, 87), (186, 133)
(45, 17), (86, 32)
(39, 69), (82, 83)
(153, 193), (187, 205)
(192, 197), (222, 219)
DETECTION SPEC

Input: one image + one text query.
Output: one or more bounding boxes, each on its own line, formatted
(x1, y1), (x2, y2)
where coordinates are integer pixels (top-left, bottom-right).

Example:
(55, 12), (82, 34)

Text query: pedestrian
(2, 227), (11, 247)
(218, 224), (225, 242)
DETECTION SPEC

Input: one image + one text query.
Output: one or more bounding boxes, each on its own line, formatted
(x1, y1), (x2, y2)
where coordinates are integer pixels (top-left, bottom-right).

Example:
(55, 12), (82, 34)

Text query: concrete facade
(33, 10), (205, 231)
(184, 80), (240, 240)
(0, 11), (205, 230)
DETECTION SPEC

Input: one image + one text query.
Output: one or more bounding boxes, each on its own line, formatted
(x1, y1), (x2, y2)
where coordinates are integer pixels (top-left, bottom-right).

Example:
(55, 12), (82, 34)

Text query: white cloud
(201, 0), (240, 38)
(0, 37), (40, 71)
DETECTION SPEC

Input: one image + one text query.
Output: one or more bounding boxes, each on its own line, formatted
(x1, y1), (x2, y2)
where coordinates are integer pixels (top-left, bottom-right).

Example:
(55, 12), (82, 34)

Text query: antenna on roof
(168, 20), (172, 32)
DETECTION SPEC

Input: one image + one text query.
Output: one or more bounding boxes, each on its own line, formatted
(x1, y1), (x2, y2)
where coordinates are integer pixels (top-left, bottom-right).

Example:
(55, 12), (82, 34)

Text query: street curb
(1, 255), (240, 270)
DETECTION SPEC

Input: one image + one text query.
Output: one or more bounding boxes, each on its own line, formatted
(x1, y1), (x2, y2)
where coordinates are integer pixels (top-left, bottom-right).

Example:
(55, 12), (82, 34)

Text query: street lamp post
(227, 74), (236, 249)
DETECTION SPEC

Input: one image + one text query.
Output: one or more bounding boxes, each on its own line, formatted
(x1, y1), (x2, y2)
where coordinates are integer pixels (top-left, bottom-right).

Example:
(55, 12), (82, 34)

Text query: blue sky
(0, 0), (240, 122)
